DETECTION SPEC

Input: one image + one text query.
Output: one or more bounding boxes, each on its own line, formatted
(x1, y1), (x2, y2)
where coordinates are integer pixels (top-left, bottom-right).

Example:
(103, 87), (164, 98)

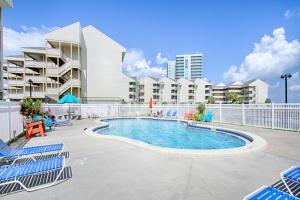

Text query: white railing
(0, 102), (23, 142)
(7, 93), (24, 99)
(25, 60), (45, 68)
(59, 79), (80, 94)
(46, 60), (79, 76)
(25, 91), (45, 98)
(8, 67), (24, 73)
(8, 80), (24, 85)
(42, 103), (300, 131)
(25, 76), (46, 83)
(46, 48), (61, 57)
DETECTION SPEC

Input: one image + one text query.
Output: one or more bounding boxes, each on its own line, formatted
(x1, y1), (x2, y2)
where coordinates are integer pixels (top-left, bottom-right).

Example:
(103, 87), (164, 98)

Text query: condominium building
(177, 78), (195, 104)
(194, 78), (213, 103)
(211, 79), (268, 104)
(166, 61), (176, 80)
(133, 77), (268, 104)
(168, 53), (203, 81)
(0, 0), (13, 99)
(3, 22), (135, 103)
(159, 77), (177, 104)
(137, 77), (160, 104)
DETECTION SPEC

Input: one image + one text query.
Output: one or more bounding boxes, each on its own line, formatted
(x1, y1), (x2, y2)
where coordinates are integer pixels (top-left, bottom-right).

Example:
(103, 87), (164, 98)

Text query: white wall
(159, 77), (176, 103)
(0, 102), (23, 142)
(177, 78), (193, 103)
(82, 25), (128, 102)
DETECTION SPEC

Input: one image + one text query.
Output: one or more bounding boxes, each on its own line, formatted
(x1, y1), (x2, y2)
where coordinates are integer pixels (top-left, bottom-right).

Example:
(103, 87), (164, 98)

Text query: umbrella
(58, 93), (80, 118)
(58, 93), (80, 104)
(149, 97), (152, 109)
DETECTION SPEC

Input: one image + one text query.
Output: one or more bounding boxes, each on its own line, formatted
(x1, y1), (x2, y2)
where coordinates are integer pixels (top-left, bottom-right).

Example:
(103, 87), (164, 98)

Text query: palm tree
(240, 88), (249, 103)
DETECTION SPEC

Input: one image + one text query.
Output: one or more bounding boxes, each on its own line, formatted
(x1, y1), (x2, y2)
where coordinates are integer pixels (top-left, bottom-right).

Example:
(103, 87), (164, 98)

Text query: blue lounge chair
(165, 111), (171, 117)
(171, 111), (177, 117)
(0, 139), (64, 165)
(202, 112), (213, 122)
(243, 185), (299, 200)
(0, 156), (66, 192)
(281, 166), (300, 197)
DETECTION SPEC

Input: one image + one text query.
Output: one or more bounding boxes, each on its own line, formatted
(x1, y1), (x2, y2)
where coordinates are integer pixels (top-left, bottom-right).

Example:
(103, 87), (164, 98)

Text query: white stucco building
(4, 22), (135, 103)
(159, 77), (177, 104)
(177, 78), (195, 104)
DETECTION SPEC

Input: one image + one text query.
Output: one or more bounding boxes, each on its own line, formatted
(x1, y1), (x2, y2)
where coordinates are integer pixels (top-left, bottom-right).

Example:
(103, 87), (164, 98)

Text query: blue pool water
(95, 119), (248, 150)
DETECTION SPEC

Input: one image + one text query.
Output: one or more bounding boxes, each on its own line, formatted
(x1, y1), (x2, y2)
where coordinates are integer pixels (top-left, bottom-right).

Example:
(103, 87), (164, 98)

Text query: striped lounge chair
(244, 185), (299, 200)
(0, 156), (66, 192)
(281, 166), (300, 197)
(0, 139), (63, 165)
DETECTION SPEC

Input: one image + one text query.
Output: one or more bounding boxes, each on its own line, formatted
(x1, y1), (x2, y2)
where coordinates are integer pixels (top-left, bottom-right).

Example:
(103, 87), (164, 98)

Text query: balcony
(47, 88), (58, 95)
(8, 80), (24, 85)
(25, 60), (46, 68)
(7, 67), (24, 73)
(7, 93), (24, 99)
(46, 48), (61, 57)
(25, 76), (46, 83)
(25, 91), (45, 98)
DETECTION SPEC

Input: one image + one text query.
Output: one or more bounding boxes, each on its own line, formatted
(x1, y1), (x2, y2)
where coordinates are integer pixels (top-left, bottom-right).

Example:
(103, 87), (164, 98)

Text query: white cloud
(3, 25), (58, 56)
(289, 72), (300, 92)
(155, 52), (168, 64)
(284, 9), (300, 19)
(270, 81), (280, 90)
(123, 49), (166, 79)
(223, 27), (300, 82)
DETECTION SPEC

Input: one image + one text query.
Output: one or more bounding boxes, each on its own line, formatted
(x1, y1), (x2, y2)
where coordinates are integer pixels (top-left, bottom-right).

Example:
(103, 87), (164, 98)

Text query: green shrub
(197, 103), (205, 115)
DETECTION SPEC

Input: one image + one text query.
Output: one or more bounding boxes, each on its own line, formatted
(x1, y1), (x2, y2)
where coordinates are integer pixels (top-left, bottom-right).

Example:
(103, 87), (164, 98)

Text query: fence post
(271, 103), (274, 129)
(219, 103), (222, 123)
(242, 103), (245, 126)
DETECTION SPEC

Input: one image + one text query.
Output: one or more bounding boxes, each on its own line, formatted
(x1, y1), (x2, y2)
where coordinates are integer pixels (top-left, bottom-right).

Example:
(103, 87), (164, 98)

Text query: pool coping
(84, 117), (266, 156)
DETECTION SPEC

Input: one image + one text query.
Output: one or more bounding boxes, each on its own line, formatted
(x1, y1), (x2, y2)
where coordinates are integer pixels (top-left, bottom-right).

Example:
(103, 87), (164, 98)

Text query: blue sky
(3, 0), (300, 102)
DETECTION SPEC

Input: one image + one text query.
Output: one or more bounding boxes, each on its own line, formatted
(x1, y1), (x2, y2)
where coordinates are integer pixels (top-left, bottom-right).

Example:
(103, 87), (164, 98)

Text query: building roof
(214, 83), (226, 87)
(82, 25), (126, 52)
(45, 22), (81, 44)
(22, 47), (46, 50)
(227, 81), (243, 86)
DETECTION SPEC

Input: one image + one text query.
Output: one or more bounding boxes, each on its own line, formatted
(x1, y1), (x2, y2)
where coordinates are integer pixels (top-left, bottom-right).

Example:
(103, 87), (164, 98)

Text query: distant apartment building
(211, 79), (268, 104)
(167, 54), (203, 81)
(159, 77), (177, 104)
(3, 22), (136, 103)
(134, 77), (268, 104)
(166, 61), (175, 80)
(0, 0), (13, 99)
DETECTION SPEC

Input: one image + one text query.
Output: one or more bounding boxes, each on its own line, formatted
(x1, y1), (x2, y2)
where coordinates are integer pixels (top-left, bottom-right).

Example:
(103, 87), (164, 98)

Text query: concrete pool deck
(3, 119), (300, 200)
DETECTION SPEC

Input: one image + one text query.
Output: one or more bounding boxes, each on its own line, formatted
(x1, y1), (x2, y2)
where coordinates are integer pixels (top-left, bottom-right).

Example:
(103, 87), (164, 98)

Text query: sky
(3, 0), (300, 102)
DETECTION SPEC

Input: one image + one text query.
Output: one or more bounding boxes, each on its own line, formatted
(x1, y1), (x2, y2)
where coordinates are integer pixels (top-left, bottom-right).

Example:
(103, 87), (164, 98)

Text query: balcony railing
(7, 93), (24, 99)
(8, 80), (24, 85)
(46, 48), (61, 57)
(25, 91), (45, 98)
(25, 60), (46, 68)
(7, 67), (24, 73)
(25, 76), (46, 83)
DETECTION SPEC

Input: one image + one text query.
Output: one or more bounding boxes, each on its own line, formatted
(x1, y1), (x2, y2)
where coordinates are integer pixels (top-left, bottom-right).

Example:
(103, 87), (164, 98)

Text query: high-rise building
(166, 61), (175, 80)
(0, 0), (13, 99)
(175, 54), (203, 80)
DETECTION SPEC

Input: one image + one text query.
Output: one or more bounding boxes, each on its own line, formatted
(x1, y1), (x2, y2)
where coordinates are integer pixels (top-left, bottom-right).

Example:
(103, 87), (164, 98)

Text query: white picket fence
(42, 103), (300, 131)
(0, 102), (299, 142)
(0, 101), (23, 142)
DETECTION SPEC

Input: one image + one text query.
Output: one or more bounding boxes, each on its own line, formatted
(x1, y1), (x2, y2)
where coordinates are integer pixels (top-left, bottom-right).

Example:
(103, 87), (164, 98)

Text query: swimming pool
(93, 118), (250, 150)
